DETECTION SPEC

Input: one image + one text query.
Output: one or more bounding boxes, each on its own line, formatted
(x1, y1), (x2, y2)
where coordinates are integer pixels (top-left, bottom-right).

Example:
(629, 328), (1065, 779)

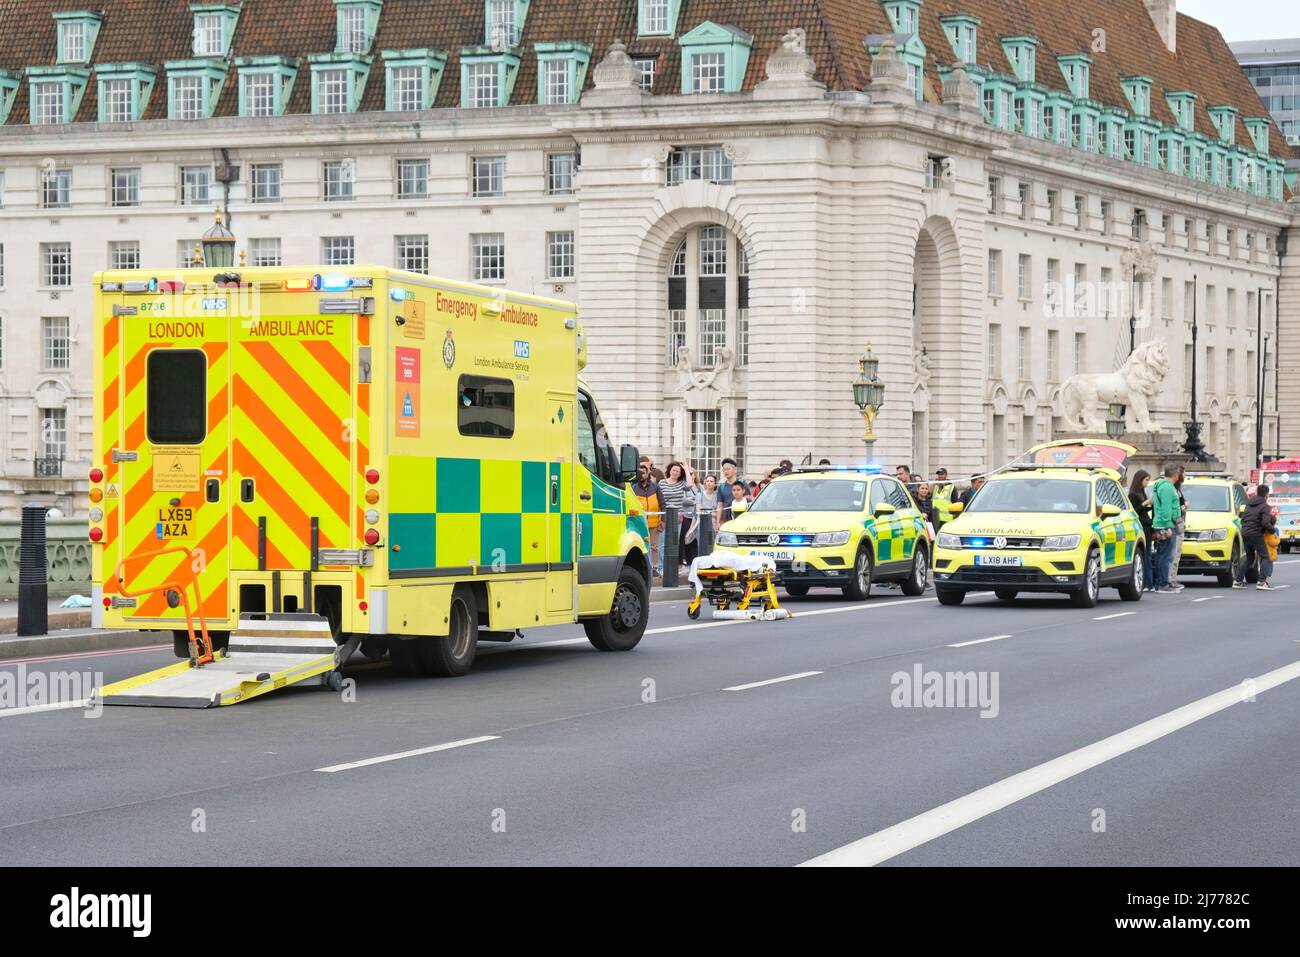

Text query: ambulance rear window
(147, 350), (207, 445)
(458, 375), (514, 438)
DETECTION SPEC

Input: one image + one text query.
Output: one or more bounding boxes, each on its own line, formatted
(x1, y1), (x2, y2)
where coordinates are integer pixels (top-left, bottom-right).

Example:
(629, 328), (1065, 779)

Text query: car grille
(958, 536), (1046, 550)
(948, 568), (1058, 585)
(735, 533), (815, 546)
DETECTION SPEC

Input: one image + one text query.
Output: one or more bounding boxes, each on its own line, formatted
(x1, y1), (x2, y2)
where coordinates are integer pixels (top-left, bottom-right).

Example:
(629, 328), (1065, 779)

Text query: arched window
(663, 225), (749, 370)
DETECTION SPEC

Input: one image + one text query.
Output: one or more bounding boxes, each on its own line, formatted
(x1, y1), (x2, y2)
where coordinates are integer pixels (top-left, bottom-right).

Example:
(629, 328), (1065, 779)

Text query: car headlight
(812, 530), (852, 546)
(1042, 535), (1081, 551)
(716, 532), (737, 546)
(1192, 529), (1228, 542)
(936, 532), (962, 550)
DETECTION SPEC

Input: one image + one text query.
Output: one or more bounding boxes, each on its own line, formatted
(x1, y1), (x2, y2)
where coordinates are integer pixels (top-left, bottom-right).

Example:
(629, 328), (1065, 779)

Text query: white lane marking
(0, 643), (170, 667)
(316, 735), (500, 773)
(723, 671), (822, 692)
(948, 634), (1013, 648)
(1269, 584), (1291, 590)
(800, 658), (1300, 867)
(0, 698), (91, 718)
(1192, 596), (1224, 603)
(1093, 612), (1137, 621)
(1274, 560), (1300, 565)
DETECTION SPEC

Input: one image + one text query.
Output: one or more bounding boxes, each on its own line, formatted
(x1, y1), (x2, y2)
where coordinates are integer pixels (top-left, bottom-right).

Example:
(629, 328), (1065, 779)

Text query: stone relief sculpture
(1060, 339), (1171, 433)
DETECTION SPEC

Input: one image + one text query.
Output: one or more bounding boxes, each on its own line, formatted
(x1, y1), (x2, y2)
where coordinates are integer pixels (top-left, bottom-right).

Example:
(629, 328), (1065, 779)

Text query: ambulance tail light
(365, 468), (380, 485)
(89, 468), (104, 483)
(156, 280), (186, 293)
(89, 527), (103, 543)
(364, 528), (380, 546)
(283, 278), (313, 292)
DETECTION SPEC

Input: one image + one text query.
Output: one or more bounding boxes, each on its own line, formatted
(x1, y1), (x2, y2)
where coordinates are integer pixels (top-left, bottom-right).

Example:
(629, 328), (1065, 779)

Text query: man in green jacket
(1150, 464), (1182, 593)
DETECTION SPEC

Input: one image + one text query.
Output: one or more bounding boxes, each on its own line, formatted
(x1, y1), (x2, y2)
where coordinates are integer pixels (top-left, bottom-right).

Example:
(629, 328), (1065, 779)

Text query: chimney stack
(1145, 0), (1177, 53)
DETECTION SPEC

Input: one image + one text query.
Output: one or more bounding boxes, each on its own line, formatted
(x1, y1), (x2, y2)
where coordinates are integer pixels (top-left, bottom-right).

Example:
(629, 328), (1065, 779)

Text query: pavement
(1, 562), (1298, 866)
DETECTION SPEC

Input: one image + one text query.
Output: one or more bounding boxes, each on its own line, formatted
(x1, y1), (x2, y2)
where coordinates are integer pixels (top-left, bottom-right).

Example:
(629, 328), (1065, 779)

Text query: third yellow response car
(1178, 473), (1255, 586)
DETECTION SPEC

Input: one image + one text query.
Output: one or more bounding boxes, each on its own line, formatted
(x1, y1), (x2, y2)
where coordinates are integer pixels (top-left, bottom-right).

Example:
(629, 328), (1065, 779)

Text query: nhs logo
(513, 340), (531, 359)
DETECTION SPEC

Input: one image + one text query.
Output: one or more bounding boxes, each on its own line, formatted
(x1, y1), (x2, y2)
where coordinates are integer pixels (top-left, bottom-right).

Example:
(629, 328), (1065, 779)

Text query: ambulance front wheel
(585, 567), (649, 652)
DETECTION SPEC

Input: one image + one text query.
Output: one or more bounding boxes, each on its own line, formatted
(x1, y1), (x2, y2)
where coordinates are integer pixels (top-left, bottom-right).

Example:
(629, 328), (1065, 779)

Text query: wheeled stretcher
(686, 553), (792, 621)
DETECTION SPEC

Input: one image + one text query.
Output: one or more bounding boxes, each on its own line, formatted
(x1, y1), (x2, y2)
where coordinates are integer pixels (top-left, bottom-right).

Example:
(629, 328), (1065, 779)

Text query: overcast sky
(1178, 0), (1300, 42)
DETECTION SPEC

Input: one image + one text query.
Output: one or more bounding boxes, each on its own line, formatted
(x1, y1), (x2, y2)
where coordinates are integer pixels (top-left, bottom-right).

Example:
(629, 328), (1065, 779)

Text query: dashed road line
(948, 634), (1013, 648)
(1192, 596), (1224, 603)
(723, 671), (823, 692)
(1094, 612), (1137, 621)
(316, 735), (501, 773)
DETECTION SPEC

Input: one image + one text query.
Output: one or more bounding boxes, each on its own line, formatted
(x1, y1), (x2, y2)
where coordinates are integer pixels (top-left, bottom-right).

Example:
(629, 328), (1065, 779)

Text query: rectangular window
(1047, 329), (1060, 381)
(40, 408), (68, 461)
(395, 234), (429, 273)
(41, 243), (71, 288)
(111, 167), (140, 207)
(396, 158), (429, 199)
(987, 324), (1001, 377)
(542, 59), (570, 105)
(488, 0), (518, 47)
(194, 13), (223, 56)
(1017, 254), (1031, 300)
(1099, 199), (1112, 234)
(34, 81), (66, 125)
(1247, 351), (1257, 396)
(738, 307), (749, 367)
(317, 69), (349, 113)
(1100, 267), (1114, 319)
(0, 242), (4, 289)
(1246, 290), (1257, 324)
(173, 75), (205, 119)
(180, 165), (211, 205)
(634, 57), (657, 92)
(1227, 349), (1236, 392)
(988, 176), (1001, 213)
(42, 168), (71, 208)
(1073, 263), (1087, 314)
(244, 72), (276, 116)
(341, 6), (368, 54)
(1073, 332), (1085, 375)
(250, 163), (282, 203)
(250, 237), (282, 266)
(987, 249), (1002, 296)
(667, 308), (686, 366)
(458, 374), (515, 438)
(322, 236), (355, 266)
(1184, 281), (1195, 321)
(1018, 327), (1030, 379)
(467, 62), (499, 108)
(60, 21), (86, 63)
(1046, 188), (1059, 224)
(690, 410), (722, 476)
(1206, 284), (1217, 324)
(43, 315), (71, 369)
(148, 350), (207, 444)
(691, 52), (726, 94)
(103, 79), (134, 122)
(698, 308), (726, 366)
(666, 145), (733, 185)
(1206, 346), (1216, 392)
(471, 233), (505, 281)
(472, 155), (505, 197)
(734, 409), (746, 475)
(547, 230), (575, 280)
(643, 0), (670, 34)
(1046, 258), (1060, 315)
(699, 225), (726, 276)
(1226, 288), (1237, 326)
(323, 160), (354, 201)
(177, 239), (201, 266)
(547, 152), (576, 195)
(1074, 194), (1085, 231)
(391, 65), (422, 111)
(109, 240), (140, 270)
(1162, 277), (1173, 319)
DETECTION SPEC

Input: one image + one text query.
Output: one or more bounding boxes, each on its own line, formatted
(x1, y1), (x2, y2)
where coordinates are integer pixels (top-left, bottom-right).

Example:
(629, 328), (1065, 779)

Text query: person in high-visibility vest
(931, 468), (957, 527)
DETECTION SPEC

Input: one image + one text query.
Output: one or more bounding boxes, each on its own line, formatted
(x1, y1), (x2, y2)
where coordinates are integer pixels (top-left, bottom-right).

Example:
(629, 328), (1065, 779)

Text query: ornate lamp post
(199, 208), (236, 268)
(1106, 403), (1126, 440)
(852, 343), (887, 464)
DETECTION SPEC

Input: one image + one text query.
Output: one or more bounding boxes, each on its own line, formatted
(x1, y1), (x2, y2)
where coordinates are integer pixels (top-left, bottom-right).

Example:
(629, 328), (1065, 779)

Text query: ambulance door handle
(241, 479), (256, 503)
(206, 479), (221, 503)
(550, 478), (559, 507)
(579, 491), (592, 502)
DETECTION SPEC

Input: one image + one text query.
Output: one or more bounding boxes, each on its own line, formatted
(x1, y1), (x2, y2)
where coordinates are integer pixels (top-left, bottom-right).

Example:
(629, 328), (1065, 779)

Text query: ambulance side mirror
(732, 500), (748, 515)
(620, 445), (640, 483)
(949, 502), (965, 514)
(1238, 505), (1246, 516)
(1101, 504), (1123, 517)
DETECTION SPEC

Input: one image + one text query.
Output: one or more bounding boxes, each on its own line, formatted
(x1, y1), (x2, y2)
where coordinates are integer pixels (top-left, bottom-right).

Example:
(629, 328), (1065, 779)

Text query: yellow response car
(932, 464), (1145, 608)
(713, 468), (930, 600)
(1178, 474), (1255, 586)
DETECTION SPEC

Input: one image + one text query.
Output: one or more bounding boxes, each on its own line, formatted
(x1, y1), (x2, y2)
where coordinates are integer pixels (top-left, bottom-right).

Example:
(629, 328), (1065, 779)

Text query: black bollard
(18, 504), (50, 637)
(661, 506), (679, 587)
(698, 513), (714, 557)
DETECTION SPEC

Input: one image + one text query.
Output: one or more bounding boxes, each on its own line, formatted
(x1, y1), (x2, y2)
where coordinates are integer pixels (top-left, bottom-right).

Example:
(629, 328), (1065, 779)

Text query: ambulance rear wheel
(784, 584), (810, 598)
(936, 586), (966, 606)
(419, 587), (478, 677)
(901, 545), (929, 596)
(842, 547), (873, 601)
(585, 567), (648, 652)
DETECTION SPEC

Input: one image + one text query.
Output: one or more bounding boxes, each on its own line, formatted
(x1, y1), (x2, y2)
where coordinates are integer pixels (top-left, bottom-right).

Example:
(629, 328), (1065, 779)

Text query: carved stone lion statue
(1060, 339), (1171, 433)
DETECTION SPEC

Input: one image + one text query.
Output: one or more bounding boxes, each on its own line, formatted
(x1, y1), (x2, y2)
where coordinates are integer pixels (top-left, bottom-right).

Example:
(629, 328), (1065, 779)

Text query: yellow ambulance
(90, 265), (649, 699)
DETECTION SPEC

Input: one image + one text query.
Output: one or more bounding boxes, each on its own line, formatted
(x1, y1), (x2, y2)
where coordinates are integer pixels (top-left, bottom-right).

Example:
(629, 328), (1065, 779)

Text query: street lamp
(1106, 403), (1125, 440)
(852, 343), (886, 464)
(1183, 273), (1209, 461)
(200, 208), (236, 268)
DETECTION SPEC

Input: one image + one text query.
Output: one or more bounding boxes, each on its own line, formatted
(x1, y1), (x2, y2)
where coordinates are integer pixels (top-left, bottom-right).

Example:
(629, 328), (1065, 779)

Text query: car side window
(1098, 480), (1124, 511)
(1233, 485), (1246, 511)
(888, 480), (914, 511)
(869, 480), (890, 511)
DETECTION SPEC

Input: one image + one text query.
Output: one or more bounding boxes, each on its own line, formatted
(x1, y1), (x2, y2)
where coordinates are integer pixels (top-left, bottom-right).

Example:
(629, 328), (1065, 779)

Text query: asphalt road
(2, 561), (1298, 866)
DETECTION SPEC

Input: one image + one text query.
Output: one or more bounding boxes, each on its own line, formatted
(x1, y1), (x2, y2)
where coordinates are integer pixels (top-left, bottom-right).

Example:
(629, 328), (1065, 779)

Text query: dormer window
(678, 22), (753, 95)
(1058, 55), (1090, 99)
(884, 1), (921, 36)
(535, 42), (591, 106)
(1208, 106), (1238, 144)
(486, 0), (529, 48)
(1244, 117), (1270, 153)
(236, 57), (299, 117)
(0, 71), (20, 125)
(1121, 76), (1151, 117)
(383, 49), (446, 112)
(96, 64), (156, 123)
(639, 0), (681, 37)
(940, 15), (979, 65)
(309, 52), (372, 114)
(190, 4), (239, 58)
(335, 1), (382, 56)
(54, 11), (102, 65)
(1166, 91), (1197, 132)
(460, 48), (521, 108)
(1002, 37), (1037, 83)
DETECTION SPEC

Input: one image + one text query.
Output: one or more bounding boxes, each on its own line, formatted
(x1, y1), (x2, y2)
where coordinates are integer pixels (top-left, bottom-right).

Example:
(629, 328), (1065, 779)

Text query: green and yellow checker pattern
(1093, 515), (1144, 566)
(387, 456), (635, 573)
(866, 514), (926, 563)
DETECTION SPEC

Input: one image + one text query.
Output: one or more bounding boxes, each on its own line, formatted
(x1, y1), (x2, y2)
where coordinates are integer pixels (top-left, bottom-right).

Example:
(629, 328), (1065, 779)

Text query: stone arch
(909, 214), (964, 477)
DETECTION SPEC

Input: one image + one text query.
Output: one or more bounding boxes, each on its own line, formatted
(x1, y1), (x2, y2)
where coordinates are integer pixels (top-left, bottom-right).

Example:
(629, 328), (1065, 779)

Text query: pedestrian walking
(1150, 464), (1182, 593)
(658, 461), (696, 567)
(630, 464), (662, 577)
(1237, 483), (1278, 590)
(1128, 469), (1155, 591)
(1169, 465), (1188, 590)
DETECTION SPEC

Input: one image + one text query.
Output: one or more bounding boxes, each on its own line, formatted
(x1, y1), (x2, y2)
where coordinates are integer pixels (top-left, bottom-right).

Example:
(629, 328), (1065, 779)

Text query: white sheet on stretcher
(688, 552), (777, 597)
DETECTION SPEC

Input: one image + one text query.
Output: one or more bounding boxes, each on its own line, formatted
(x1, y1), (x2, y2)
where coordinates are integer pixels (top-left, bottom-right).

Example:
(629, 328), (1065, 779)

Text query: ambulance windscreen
(146, 349), (207, 445)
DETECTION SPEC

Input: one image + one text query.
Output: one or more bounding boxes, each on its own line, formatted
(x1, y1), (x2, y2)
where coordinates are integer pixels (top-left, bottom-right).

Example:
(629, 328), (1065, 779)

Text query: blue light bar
(391, 288), (414, 302)
(314, 274), (353, 292)
(968, 538), (988, 548)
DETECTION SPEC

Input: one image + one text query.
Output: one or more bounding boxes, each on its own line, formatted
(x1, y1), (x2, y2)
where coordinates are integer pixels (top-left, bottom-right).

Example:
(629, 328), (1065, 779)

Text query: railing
(34, 456), (64, 478)
(0, 519), (91, 598)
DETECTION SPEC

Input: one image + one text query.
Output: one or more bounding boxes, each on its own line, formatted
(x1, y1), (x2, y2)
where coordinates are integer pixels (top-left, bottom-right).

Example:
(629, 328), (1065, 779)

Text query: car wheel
(584, 566), (649, 651)
(784, 584), (810, 598)
(1118, 548), (1144, 601)
(841, 546), (873, 601)
(901, 545), (929, 596)
(994, 588), (1018, 602)
(1070, 549), (1102, 608)
(417, 586), (478, 677)
(936, 586), (966, 606)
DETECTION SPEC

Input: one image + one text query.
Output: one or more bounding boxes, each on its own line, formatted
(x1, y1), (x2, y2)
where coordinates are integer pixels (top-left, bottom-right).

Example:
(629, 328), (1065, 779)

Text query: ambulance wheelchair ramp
(100, 614), (343, 709)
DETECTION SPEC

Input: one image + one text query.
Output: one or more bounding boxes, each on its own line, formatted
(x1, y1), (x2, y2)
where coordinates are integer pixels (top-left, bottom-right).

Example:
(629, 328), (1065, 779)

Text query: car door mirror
(1238, 504), (1247, 516)
(874, 503), (896, 518)
(619, 444), (640, 483)
(948, 502), (964, 514)
(1101, 504), (1122, 518)
(731, 499), (748, 515)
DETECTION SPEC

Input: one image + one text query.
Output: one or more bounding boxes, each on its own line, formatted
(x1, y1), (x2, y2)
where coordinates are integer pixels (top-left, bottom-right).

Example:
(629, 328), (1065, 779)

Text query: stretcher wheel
(688, 603), (701, 620)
